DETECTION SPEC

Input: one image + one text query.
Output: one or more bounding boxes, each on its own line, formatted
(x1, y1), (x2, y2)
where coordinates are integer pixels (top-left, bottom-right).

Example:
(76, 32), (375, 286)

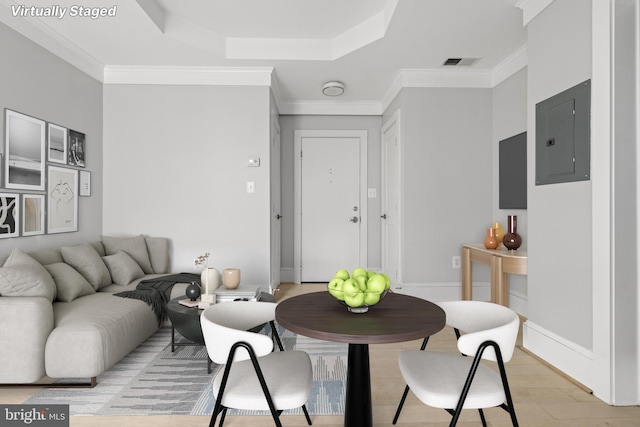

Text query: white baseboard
(523, 320), (594, 390)
(394, 282), (527, 316)
(393, 282), (490, 302)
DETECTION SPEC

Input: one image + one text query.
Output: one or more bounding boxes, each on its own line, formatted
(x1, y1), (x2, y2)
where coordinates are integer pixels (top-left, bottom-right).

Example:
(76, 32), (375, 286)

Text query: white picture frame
(47, 123), (68, 164)
(5, 109), (46, 191)
(22, 194), (45, 236)
(0, 192), (20, 238)
(47, 166), (78, 234)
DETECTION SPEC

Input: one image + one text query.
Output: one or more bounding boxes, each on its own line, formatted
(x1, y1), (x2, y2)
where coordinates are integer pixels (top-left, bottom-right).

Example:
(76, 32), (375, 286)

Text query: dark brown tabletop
(275, 291), (446, 344)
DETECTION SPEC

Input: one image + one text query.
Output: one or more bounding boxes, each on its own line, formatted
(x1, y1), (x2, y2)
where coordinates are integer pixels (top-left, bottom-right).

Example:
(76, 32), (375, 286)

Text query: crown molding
(0, 0), (104, 81)
(515, 0), (556, 26)
(492, 45), (528, 86)
(103, 66), (274, 86)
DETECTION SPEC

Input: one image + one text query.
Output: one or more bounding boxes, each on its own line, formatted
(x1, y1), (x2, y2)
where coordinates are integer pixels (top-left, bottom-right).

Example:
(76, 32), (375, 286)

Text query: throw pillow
(101, 235), (153, 274)
(0, 248), (57, 301)
(60, 243), (112, 290)
(102, 251), (145, 286)
(45, 262), (95, 302)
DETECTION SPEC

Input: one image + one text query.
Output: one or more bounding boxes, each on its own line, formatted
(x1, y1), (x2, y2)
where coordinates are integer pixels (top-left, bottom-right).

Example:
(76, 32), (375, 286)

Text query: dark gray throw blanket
(114, 273), (200, 326)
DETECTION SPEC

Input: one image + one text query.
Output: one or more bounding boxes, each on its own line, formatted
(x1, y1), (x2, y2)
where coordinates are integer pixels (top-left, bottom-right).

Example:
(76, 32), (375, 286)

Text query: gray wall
(612, 0), (639, 404)
(493, 68), (528, 310)
(383, 87), (494, 288)
(102, 84), (272, 283)
(527, 0), (593, 351)
(279, 115), (383, 275)
(0, 22), (103, 256)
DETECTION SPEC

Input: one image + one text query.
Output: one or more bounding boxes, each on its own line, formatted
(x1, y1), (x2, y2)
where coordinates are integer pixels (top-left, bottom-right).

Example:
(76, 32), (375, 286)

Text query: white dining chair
(392, 300), (520, 427)
(201, 301), (313, 427)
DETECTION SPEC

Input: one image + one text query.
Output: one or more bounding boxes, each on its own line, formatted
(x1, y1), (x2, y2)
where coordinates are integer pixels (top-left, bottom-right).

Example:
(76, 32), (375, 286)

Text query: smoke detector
(322, 81), (345, 96)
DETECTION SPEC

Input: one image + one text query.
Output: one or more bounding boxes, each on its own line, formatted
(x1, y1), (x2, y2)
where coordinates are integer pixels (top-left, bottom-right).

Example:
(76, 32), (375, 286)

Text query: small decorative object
(222, 268), (241, 289)
(194, 252), (219, 305)
(483, 227), (499, 249)
(185, 282), (201, 301)
(492, 222), (505, 245)
(503, 215), (522, 250)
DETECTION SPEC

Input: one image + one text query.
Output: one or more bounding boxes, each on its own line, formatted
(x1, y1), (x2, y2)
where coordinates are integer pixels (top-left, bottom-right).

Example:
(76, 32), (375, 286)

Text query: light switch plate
(367, 188), (377, 198)
(248, 157), (260, 167)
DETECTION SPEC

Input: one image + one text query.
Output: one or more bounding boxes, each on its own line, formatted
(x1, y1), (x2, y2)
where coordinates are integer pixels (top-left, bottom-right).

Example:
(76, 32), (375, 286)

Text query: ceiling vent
(442, 57), (480, 67)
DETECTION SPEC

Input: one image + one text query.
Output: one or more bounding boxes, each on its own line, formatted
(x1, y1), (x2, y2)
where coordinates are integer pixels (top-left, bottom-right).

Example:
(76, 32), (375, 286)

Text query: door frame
(294, 130), (368, 284)
(381, 111), (403, 288)
(269, 108), (281, 293)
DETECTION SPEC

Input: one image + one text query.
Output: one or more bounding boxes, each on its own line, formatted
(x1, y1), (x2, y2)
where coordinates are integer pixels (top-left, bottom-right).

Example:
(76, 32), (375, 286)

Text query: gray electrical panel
(535, 80), (590, 185)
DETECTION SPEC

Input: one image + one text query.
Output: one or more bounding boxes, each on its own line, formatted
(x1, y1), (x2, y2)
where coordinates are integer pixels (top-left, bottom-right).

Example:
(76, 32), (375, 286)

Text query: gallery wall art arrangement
(0, 108), (91, 239)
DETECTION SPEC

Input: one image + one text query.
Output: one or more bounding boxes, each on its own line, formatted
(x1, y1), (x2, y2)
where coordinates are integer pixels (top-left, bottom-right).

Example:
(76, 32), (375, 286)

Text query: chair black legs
(302, 404), (312, 425)
(392, 385), (410, 424)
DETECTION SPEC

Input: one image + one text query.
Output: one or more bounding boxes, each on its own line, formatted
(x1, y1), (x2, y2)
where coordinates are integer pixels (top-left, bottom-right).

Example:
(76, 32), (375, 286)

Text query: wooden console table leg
(492, 256), (509, 307)
(461, 247), (472, 300)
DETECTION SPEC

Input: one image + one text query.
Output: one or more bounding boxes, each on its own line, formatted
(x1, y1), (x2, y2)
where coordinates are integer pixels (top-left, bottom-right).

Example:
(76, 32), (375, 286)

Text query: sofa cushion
(0, 248), (57, 301)
(60, 243), (112, 290)
(45, 262), (95, 302)
(102, 235), (153, 274)
(102, 251), (145, 286)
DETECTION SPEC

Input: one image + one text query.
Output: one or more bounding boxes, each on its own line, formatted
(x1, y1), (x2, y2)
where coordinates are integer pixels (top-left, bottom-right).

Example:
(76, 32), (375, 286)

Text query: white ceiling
(0, 0), (528, 114)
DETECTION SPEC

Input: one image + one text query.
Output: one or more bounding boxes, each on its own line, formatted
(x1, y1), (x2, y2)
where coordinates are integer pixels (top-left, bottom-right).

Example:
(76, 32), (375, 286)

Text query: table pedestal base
(345, 343), (372, 427)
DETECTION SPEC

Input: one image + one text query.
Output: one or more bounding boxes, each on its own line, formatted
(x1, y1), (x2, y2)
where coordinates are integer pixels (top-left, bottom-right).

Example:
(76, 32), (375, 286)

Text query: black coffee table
(166, 292), (276, 373)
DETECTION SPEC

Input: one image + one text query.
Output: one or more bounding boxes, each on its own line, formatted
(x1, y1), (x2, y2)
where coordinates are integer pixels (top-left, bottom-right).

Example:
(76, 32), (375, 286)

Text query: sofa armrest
(0, 296), (54, 383)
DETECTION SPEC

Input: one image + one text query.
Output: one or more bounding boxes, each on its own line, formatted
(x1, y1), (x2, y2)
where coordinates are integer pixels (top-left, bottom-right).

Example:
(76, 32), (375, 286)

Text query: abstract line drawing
(0, 193), (20, 238)
(47, 166), (78, 234)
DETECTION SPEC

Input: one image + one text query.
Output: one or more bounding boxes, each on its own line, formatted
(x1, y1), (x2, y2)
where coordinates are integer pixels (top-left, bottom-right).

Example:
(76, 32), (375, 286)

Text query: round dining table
(275, 291), (446, 427)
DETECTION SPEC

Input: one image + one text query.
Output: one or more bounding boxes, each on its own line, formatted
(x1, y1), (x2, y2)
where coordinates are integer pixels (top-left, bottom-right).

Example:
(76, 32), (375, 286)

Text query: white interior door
(269, 112), (281, 292)
(382, 112), (402, 288)
(294, 130), (368, 283)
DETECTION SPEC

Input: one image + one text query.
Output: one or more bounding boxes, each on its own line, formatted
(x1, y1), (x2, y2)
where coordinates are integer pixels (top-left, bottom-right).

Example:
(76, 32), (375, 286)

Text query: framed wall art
(47, 166), (78, 234)
(47, 123), (68, 164)
(0, 192), (20, 238)
(68, 129), (85, 167)
(22, 194), (45, 236)
(4, 109), (46, 190)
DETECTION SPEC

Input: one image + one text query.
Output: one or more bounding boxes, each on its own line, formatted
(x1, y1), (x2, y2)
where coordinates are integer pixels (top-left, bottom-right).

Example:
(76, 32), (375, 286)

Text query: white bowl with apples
(327, 268), (391, 313)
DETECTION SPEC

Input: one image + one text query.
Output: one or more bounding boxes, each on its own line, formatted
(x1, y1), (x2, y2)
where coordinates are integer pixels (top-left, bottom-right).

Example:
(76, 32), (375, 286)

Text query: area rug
(25, 326), (347, 417)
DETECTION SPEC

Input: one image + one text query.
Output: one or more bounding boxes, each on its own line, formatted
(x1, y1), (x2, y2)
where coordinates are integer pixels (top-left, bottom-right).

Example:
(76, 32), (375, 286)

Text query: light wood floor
(2, 283), (639, 426)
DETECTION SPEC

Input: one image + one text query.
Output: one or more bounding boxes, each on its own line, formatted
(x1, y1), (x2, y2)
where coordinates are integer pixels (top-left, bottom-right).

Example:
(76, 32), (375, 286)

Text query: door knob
(348, 216), (359, 223)
(381, 214), (387, 219)
(276, 214), (282, 220)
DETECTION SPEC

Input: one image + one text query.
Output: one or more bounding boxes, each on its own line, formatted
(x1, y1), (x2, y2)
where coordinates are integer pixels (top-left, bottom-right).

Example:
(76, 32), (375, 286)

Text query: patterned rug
(25, 326), (347, 416)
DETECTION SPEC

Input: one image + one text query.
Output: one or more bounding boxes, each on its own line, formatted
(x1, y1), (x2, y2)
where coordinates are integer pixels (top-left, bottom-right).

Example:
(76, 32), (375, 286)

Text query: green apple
(367, 270), (377, 279)
(345, 291), (366, 308)
(334, 269), (350, 280)
(328, 278), (345, 300)
(355, 275), (367, 291)
(380, 273), (391, 290)
(352, 267), (367, 278)
(342, 278), (361, 297)
(364, 291), (380, 306)
(366, 274), (387, 293)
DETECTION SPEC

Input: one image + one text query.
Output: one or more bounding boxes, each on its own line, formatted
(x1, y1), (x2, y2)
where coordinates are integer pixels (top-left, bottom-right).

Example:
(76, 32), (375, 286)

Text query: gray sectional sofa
(0, 235), (188, 386)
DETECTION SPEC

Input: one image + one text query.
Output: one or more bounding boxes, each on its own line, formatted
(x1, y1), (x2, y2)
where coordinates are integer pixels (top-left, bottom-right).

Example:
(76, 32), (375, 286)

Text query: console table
(461, 243), (527, 306)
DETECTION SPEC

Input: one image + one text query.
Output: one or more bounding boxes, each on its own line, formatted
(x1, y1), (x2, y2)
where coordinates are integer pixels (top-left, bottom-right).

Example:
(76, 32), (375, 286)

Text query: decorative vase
(503, 215), (522, 250)
(492, 222), (505, 245)
(200, 268), (220, 304)
(185, 282), (201, 301)
(483, 227), (499, 249)
(222, 268), (241, 289)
